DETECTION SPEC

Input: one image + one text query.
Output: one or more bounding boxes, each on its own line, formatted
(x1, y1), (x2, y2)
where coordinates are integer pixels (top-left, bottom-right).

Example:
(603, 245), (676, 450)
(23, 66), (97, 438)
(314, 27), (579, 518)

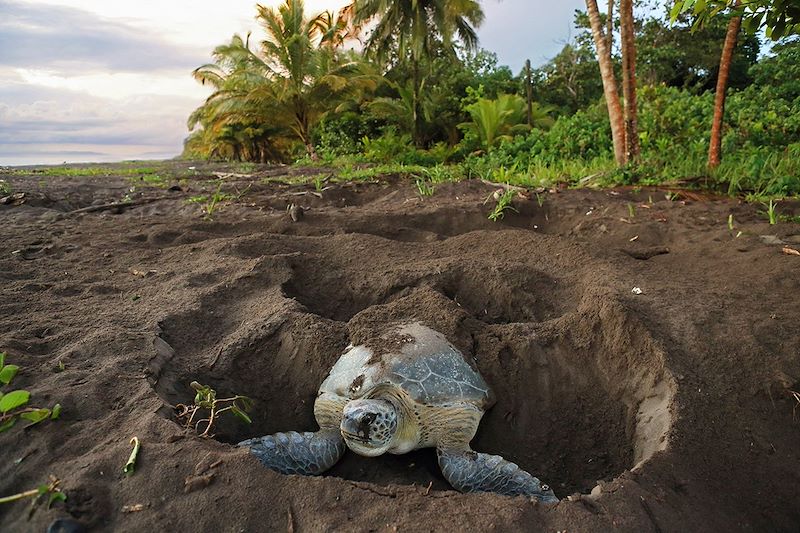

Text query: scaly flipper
(239, 428), (345, 475)
(437, 448), (558, 501)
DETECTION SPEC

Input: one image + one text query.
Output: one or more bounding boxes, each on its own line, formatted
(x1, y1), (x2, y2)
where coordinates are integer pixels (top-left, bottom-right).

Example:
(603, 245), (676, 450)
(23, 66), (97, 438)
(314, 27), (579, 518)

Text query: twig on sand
(790, 390), (800, 421)
(69, 196), (172, 214)
(214, 172), (253, 180)
(208, 346), (223, 370)
(782, 247), (800, 257)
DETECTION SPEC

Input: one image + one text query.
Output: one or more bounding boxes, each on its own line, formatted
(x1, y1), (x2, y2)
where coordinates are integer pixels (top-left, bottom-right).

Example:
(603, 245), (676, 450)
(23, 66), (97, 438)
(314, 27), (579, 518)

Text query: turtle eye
(361, 413), (376, 424)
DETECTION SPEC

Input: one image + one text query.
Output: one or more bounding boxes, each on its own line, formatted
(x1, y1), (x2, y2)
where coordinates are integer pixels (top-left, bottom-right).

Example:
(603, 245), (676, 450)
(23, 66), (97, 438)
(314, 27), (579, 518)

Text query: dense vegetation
(183, 0), (800, 198)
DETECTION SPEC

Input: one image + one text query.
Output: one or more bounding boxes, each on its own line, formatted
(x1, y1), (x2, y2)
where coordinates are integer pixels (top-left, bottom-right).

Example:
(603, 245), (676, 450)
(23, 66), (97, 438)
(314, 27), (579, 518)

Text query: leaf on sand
(236, 396), (254, 411)
(20, 408), (51, 426)
(51, 403), (62, 419)
(49, 491), (67, 507)
(230, 405), (252, 424)
(0, 390), (30, 413)
(124, 437), (141, 476)
(0, 417), (17, 433)
(0, 364), (18, 385)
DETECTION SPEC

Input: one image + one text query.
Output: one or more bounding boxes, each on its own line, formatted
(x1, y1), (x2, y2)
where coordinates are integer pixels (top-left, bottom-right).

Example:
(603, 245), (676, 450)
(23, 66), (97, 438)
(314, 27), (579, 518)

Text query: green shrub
(457, 84), (800, 196)
(313, 112), (380, 160)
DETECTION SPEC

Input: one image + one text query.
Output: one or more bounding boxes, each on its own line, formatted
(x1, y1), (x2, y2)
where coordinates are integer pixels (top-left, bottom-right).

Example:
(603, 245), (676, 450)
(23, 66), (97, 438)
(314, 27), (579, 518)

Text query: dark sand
(1, 162), (799, 531)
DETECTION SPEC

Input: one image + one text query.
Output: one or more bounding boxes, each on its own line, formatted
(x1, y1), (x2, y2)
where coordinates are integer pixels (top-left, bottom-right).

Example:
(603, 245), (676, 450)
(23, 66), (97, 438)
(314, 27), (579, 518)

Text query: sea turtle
(239, 322), (557, 500)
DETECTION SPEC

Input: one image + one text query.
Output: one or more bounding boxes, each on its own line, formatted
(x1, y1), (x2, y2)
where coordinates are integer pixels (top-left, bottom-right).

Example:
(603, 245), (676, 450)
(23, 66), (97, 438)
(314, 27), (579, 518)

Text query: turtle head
(340, 398), (398, 456)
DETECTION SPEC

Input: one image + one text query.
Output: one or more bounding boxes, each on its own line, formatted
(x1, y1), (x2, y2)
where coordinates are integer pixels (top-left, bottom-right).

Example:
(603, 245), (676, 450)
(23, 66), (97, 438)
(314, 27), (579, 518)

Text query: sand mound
(2, 163), (798, 532)
(148, 230), (675, 495)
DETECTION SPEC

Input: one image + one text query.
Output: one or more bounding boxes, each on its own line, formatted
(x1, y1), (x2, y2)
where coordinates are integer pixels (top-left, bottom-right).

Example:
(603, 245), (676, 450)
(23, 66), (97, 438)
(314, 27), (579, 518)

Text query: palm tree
(366, 81), (420, 135)
(349, 0), (484, 146)
(620, 0), (640, 161)
(187, 0), (378, 161)
(189, 34), (284, 161)
(709, 1), (742, 168)
(254, 0), (378, 158)
(352, 0), (483, 60)
(585, 0), (626, 165)
(313, 6), (360, 49)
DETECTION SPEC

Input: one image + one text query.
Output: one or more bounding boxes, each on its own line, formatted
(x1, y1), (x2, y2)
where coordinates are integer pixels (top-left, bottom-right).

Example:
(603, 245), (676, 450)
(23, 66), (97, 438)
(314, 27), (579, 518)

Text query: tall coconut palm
(585, 0), (626, 165)
(620, 0), (640, 161)
(709, 1), (742, 168)
(349, 0), (484, 146)
(313, 6), (360, 49)
(352, 0), (483, 60)
(187, 0), (378, 161)
(189, 34), (285, 161)
(254, 0), (379, 158)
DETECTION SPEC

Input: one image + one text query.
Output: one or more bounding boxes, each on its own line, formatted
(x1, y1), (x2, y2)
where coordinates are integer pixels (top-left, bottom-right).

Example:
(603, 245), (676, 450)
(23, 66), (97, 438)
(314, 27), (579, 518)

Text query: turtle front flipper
(437, 448), (558, 501)
(239, 428), (345, 476)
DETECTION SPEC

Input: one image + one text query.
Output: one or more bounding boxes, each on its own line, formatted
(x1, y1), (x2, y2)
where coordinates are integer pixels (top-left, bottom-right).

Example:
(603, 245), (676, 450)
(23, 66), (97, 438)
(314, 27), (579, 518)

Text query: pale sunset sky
(0, 0), (587, 165)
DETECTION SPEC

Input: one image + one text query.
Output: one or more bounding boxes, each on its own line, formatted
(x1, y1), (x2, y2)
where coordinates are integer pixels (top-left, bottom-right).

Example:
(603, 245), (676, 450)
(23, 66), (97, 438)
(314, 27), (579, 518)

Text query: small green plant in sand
(0, 353), (61, 433)
(188, 182), (233, 220)
(0, 475), (66, 518)
(123, 437), (141, 476)
(175, 381), (253, 438)
(491, 164), (518, 184)
(234, 162), (257, 174)
(728, 214), (735, 231)
(627, 203), (636, 219)
(0, 180), (10, 195)
(487, 189), (518, 221)
(136, 173), (168, 188)
(312, 174), (329, 191)
(415, 176), (435, 197)
(120, 185), (137, 203)
(760, 199), (779, 225)
(423, 164), (461, 184)
(338, 163), (428, 182)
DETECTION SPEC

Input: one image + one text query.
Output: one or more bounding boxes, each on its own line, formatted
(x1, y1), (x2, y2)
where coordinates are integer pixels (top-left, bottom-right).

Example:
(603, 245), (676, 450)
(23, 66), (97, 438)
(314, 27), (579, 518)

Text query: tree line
(183, 0), (800, 197)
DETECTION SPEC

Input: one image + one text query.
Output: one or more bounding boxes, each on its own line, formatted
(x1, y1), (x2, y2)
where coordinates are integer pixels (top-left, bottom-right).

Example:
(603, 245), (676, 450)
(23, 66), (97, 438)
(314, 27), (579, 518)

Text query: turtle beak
(340, 416), (370, 442)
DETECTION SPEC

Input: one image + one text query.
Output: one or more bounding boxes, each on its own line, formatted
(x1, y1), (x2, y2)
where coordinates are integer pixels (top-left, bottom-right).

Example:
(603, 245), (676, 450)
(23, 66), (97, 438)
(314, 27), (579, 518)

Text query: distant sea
(0, 144), (178, 166)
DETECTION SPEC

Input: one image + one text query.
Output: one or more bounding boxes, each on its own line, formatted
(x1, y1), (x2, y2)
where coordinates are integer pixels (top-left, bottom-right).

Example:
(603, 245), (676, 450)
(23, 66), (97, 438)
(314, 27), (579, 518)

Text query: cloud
(0, 0), (207, 73)
(479, 0), (587, 70)
(0, 0), (590, 165)
(0, 78), (194, 163)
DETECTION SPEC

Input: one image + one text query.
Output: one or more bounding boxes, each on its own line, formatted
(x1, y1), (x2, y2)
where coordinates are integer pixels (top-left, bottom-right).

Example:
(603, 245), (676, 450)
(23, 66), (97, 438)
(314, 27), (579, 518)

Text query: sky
(0, 0), (586, 166)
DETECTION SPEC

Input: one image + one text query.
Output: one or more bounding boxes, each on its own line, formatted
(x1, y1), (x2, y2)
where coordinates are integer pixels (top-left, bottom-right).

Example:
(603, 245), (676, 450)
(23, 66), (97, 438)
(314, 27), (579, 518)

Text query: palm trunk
(620, 0), (640, 162)
(709, 2), (742, 169)
(586, 0), (626, 165)
(525, 59), (533, 127)
(296, 109), (319, 162)
(412, 58), (423, 148)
